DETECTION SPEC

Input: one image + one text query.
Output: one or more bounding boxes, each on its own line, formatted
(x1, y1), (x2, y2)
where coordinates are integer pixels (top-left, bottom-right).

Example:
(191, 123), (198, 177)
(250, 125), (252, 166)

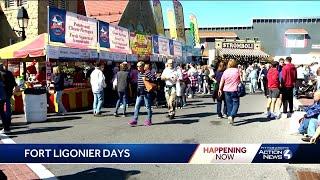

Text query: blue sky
(161, 1), (320, 28)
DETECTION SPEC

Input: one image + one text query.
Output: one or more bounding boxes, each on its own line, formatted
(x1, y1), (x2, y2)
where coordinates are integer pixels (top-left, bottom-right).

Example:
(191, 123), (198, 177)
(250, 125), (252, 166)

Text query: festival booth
(215, 39), (269, 64)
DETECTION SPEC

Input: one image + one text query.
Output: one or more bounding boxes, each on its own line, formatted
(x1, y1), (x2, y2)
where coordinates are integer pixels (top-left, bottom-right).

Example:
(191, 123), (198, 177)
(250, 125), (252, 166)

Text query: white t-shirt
(161, 67), (178, 86)
(90, 68), (106, 93)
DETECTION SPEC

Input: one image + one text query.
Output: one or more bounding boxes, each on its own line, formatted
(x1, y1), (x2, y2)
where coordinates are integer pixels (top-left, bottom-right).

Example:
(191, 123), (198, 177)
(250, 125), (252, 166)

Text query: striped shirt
(137, 70), (156, 89)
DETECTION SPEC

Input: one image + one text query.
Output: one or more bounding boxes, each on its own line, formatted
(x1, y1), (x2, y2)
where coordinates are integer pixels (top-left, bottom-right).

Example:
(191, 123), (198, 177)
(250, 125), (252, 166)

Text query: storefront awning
(285, 29), (308, 35)
(199, 32), (237, 38)
(0, 33), (48, 59)
(217, 48), (269, 57)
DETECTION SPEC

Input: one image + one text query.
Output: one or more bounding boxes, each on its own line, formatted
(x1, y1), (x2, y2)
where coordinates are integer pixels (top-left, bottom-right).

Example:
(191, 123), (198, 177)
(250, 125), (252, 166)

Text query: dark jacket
(116, 71), (129, 92)
(0, 70), (17, 97)
(53, 73), (65, 91)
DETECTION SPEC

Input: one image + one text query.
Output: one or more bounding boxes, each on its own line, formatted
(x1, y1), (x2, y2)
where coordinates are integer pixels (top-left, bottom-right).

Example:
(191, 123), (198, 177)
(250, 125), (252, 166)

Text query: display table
(11, 88), (93, 113)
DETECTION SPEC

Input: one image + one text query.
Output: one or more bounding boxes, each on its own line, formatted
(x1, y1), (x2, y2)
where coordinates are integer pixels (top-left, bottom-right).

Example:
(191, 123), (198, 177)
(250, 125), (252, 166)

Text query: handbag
(144, 79), (157, 92)
(237, 83), (246, 97)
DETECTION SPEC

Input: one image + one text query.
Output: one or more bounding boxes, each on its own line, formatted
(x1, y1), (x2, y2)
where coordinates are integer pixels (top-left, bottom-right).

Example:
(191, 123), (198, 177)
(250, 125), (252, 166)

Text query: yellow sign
(152, 0), (165, 35)
(190, 14), (200, 47)
(167, 9), (177, 40)
(130, 32), (152, 55)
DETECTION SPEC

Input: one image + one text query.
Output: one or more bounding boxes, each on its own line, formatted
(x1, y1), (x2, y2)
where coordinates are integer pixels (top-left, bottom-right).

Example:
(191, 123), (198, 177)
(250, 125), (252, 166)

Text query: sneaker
(276, 112), (282, 119)
(121, 114), (126, 118)
(301, 136), (311, 142)
(217, 116), (223, 119)
(287, 113), (292, 118)
(144, 120), (152, 126)
(128, 120), (137, 126)
(113, 113), (119, 117)
(228, 116), (233, 124)
(269, 113), (276, 120)
(0, 129), (10, 134)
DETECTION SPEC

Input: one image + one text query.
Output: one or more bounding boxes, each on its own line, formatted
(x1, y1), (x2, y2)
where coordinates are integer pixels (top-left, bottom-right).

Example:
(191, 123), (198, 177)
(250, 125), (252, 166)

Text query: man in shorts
(266, 61), (281, 119)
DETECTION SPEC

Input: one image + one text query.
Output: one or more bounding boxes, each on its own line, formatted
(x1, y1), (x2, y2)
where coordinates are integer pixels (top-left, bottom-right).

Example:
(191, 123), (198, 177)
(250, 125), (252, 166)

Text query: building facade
(165, 17), (320, 62)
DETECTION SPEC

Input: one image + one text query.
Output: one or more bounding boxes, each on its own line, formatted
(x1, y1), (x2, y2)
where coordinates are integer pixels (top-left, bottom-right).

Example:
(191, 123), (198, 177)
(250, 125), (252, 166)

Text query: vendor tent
(0, 33), (48, 59)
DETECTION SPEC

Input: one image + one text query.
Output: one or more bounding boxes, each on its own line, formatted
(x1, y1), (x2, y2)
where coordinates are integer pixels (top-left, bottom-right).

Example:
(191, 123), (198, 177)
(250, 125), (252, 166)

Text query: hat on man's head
(137, 61), (145, 67)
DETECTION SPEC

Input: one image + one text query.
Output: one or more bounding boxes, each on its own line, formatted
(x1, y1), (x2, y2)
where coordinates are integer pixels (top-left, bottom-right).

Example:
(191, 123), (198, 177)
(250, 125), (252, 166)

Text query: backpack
(237, 83), (246, 97)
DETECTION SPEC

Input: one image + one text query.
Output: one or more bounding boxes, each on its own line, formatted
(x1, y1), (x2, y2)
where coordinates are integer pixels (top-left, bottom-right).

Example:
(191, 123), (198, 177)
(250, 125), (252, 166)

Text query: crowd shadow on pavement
(7, 126), (72, 135)
(178, 112), (216, 119)
(151, 119), (199, 126)
(55, 168), (141, 180)
(47, 111), (108, 117)
(233, 117), (271, 126)
(46, 116), (82, 123)
(236, 112), (263, 118)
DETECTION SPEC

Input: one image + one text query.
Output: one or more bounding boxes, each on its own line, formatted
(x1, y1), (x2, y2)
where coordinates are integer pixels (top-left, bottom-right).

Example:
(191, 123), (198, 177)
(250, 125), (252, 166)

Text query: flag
(190, 14), (200, 47)
(173, 0), (186, 43)
(167, 9), (177, 40)
(152, 0), (165, 35)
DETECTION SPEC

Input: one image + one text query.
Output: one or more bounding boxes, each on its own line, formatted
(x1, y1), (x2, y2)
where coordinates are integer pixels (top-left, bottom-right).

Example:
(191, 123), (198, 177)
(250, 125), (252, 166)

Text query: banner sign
(49, 7), (97, 47)
(109, 25), (130, 54)
(98, 21), (110, 48)
(47, 46), (98, 60)
(173, 40), (182, 57)
(127, 54), (138, 62)
(167, 9), (177, 40)
(129, 32), (152, 55)
(152, 0), (165, 35)
(222, 42), (254, 49)
(99, 51), (114, 60)
(173, 0), (186, 43)
(0, 144), (319, 164)
(190, 14), (200, 47)
(152, 35), (170, 56)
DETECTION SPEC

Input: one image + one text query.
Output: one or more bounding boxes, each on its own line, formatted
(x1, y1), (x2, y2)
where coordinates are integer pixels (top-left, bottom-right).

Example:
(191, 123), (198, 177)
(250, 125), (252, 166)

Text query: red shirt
(267, 67), (279, 89)
(282, 63), (297, 88)
(36, 72), (46, 86)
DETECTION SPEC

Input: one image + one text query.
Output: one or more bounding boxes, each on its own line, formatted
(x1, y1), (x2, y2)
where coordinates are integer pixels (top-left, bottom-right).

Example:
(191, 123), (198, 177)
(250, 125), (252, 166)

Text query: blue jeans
(299, 118), (311, 134)
(133, 93), (152, 121)
(0, 101), (9, 130)
(307, 118), (320, 136)
(217, 96), (227, 117)
(115, 91), (127, 114)
(224, 91), (240, 118)
(5, 96), (12, 121)
(55, 91), (66, 113)
(93, 91), (104, 114)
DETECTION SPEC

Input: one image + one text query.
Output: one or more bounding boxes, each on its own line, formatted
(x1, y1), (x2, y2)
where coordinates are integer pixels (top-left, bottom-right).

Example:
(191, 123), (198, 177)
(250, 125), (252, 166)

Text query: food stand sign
(152, 35), (170, 56)
(173, 40), (182, 57)
(108, 25), (130, 54)
(98, 21), (110, 48)
(130, 32), (152, 55)
(222, 42), (254, 49)
(49, 7), (97, 47)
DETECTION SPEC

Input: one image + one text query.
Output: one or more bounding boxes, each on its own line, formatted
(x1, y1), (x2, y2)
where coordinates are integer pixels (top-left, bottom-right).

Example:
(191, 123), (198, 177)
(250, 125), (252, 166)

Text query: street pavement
(2, 94), (320, 179)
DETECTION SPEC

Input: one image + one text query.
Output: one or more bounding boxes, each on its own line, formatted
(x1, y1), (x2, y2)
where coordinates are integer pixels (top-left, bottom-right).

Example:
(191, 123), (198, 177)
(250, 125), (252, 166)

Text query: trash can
(23, 88), (47, 122)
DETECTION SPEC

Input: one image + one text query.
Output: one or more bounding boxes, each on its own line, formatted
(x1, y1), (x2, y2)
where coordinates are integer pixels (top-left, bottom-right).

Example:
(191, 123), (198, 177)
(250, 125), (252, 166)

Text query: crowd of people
(1, 57), (320, 144)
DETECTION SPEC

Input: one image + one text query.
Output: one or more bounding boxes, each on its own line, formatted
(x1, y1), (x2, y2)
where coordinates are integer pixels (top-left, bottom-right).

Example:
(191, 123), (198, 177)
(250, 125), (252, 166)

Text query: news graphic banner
(0, 144), (319, 164)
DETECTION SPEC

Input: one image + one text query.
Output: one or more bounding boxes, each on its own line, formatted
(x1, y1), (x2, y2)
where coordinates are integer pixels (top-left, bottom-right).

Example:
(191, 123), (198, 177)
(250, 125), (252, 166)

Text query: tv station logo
(258, 146), (292, 160)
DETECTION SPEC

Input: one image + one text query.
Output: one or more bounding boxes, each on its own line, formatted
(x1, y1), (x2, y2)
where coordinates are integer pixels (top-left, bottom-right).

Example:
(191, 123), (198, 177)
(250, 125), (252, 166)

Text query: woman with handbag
(128, 62), (156, 127)
(218, 59), (241, 125)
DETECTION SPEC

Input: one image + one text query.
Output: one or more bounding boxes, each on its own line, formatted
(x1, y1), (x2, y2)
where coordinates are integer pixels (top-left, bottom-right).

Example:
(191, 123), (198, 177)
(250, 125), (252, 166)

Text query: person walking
(114, 63), (130, 117)
(218, 59), (241, 125)
(0, 69), (9, 134)
(161, 59), (178, 119)
(52, 66), (67, 115)
(177, 64), (188, 108)
(128, 61), (156, 126)
(281, 57), (297, 117)
(248, 66), (258, 94)
(90, 62), (106, 117)
(0, 64), (18, 127)
(213, 62), (227, 118)
(187, 63), (198, 98)
(203, 65), (211, 94)
(266, 61), (281, 119)
(259, 64), (268, 97)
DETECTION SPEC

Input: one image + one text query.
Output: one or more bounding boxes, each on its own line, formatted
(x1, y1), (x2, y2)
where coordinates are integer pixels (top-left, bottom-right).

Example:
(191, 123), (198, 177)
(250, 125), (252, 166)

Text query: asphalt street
(5, 94), (320, 179)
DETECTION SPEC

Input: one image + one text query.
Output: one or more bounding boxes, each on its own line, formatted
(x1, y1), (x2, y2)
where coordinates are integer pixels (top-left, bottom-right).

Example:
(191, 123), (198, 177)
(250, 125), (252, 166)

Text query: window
(5, 0), (15, 8)
(285, 34), (306, 48)
(17, 0), (27, 6)
(59, 0), (67, 9)
(49, 0), (66, 9)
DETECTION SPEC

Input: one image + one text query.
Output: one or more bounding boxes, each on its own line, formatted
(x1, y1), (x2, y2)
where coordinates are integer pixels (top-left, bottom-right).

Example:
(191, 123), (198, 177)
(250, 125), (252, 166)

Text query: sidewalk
(0, 141), (40, 180)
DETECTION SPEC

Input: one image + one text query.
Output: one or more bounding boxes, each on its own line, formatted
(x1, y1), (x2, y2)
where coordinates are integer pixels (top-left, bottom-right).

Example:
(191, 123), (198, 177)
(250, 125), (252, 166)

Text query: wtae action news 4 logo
(258, 147), (292, 160)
